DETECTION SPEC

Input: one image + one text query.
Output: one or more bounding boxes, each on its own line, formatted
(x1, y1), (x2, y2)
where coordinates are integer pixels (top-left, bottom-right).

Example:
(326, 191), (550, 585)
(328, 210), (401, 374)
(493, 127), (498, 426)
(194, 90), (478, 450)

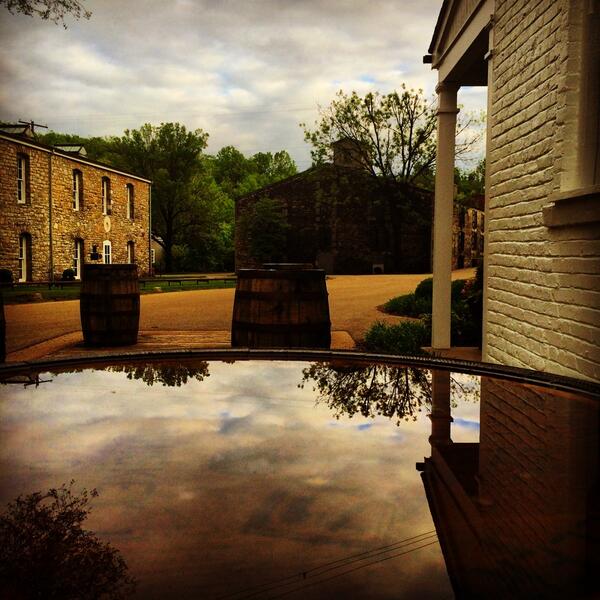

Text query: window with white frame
(151, 248), (156, 264)
(72, 170), (83, 210)
(103, 240), (112, 264)
(126, 184), (134, 219)
(18, 233), (31, 282)
(73, 239), (83, 279)
(17, 154), (28, 204)
(127, 241), (135, 264)
(102, 177), (111, 215)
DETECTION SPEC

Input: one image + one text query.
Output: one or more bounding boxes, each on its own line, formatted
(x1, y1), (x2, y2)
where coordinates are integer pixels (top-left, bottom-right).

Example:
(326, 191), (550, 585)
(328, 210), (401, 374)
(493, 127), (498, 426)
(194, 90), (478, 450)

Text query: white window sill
(543, 184), (600, 227)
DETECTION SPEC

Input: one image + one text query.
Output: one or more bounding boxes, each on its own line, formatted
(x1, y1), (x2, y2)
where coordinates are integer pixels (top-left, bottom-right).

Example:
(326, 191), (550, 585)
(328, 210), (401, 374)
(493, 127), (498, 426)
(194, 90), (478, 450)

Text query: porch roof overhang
(426, 0), (493, 85)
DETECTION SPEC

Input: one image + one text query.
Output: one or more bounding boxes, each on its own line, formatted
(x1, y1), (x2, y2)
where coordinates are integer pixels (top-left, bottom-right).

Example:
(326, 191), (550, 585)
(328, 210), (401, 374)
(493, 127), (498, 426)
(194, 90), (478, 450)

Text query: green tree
(455, 159), (485, 205)
(1, 0), (91, 26)
(112, 123), (208, 272)
(302, 86), (483, 187)
(237, 196), (289, 264)
(210, 146), (297, 199)
(38, 131), (116, 164)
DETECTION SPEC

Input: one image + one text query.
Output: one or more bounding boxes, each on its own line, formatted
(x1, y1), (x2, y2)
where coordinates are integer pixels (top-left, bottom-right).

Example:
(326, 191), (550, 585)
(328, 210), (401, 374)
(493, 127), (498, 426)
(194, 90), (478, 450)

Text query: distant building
(452, 194), (484, 270)
(236, 141), (436, 274)
(0, 124), (151, 282)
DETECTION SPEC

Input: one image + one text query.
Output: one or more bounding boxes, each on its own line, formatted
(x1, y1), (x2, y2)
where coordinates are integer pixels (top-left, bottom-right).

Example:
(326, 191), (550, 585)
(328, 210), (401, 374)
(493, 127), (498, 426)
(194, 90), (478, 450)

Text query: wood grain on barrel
(80, 264), (140, 346)
(232, 268), (330, 348)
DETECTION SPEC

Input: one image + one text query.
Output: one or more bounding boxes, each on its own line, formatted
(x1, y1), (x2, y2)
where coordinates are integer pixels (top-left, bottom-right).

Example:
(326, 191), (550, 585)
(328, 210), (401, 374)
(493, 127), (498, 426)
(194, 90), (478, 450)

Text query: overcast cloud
(0, 0), (486, 169)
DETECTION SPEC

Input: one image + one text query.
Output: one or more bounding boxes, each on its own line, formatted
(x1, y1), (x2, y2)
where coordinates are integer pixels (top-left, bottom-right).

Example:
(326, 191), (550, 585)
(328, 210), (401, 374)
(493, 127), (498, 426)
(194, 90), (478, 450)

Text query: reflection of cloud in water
(453, 418), (480, 431)
(0, 360), (472, 598)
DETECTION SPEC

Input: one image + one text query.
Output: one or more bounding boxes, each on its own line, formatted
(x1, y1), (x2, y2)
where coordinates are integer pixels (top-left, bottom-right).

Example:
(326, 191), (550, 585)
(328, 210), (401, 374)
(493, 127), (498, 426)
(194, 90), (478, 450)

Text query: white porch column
(432, 82), (459, 349)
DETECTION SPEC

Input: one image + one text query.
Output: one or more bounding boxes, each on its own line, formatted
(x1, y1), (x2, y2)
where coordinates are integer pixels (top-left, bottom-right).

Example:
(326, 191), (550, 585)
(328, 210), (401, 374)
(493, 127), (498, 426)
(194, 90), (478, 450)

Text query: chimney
(332, 138), (368, 169)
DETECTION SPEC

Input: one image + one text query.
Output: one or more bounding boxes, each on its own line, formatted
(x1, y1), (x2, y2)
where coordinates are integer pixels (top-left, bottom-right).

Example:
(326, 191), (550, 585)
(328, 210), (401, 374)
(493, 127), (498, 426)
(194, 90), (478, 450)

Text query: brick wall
(477, 376), (597, 595)
(0, 135), (151, 281)
(486, 0), (600, 381)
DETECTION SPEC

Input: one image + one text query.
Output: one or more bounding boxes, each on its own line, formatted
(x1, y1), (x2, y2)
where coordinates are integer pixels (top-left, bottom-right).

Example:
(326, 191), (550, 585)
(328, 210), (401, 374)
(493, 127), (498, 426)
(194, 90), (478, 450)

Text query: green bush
(380, 274), (483, 347)
(383, 293), (431, 317)
(414, 277), (433, 300)
(62, 268), (76, 281)
(363, 321), (430, 355)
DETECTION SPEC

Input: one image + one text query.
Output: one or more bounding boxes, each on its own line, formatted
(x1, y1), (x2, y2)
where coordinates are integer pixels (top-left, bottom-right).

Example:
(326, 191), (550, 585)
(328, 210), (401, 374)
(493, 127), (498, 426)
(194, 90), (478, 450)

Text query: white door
(74, 239), (83, 279)
(18, 234), (28, 282)
(103, 240), (112, 264)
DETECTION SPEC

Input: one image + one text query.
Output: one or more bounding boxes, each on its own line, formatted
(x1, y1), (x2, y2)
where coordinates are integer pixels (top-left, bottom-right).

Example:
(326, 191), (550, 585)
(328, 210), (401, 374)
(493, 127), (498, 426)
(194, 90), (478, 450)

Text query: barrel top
(262, 263), (314, 270)
(237, 268), (326, 280)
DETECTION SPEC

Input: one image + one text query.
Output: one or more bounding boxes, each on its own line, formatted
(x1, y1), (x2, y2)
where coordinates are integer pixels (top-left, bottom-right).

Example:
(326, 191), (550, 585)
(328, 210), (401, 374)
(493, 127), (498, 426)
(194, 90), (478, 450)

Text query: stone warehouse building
(235, 142), (436, 274)
(452, 194), (485, 270)
(427, 0), (600, 382)
(0, 125), (151, 282)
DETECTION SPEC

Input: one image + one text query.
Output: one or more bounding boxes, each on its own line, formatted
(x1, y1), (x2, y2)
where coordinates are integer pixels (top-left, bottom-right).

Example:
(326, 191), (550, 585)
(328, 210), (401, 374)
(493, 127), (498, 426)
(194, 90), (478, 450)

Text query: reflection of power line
(266, 540), (439, 600)
(217, 530), (437, 600)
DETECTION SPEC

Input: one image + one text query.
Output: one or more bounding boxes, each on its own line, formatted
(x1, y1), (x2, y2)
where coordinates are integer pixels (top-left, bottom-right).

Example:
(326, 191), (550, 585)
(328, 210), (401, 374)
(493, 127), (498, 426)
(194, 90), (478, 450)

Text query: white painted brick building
(427, 0), (600, 382)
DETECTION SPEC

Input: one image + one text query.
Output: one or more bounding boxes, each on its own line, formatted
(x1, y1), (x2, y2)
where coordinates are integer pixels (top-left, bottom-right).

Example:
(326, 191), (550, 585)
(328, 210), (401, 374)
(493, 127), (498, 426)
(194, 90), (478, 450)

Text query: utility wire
(217, 529), (437, 600)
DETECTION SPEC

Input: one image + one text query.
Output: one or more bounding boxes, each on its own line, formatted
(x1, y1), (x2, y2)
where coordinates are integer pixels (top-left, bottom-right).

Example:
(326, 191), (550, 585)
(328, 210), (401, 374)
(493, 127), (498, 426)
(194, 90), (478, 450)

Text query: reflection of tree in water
(301, 363), (480, 425)
(301, 363), (431, 424)
(0, 480), (135, 599)
(110, 361), (210, 387)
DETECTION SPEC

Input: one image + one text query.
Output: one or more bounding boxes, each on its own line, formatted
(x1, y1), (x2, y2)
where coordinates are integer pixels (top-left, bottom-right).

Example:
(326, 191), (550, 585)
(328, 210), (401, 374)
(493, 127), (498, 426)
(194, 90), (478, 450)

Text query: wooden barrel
(80, 264), (140, 346)
(231, 266), (331, 349)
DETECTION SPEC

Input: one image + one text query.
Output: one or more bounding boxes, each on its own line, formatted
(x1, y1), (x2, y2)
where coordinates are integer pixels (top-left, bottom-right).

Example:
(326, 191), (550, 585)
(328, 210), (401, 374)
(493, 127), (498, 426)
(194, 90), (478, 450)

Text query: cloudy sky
(0, 0), (486, 170)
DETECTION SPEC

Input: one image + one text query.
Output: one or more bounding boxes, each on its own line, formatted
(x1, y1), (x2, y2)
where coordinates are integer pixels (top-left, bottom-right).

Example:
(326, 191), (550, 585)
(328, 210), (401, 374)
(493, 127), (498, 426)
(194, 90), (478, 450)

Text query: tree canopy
(112, 123), (209, 272)
(1, 0), (91, 26)
(302, 86), (484, 187)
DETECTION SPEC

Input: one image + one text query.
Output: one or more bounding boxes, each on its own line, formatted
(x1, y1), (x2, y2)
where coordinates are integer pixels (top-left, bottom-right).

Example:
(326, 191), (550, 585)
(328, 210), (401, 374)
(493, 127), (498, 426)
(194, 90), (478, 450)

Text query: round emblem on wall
(103, 216), (111, 233)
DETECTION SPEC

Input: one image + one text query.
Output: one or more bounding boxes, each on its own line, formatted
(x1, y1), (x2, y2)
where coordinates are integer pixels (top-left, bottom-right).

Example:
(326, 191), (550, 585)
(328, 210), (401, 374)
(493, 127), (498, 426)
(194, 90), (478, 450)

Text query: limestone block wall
(50, 157), (151, 278)
(0, 140), (51, 281)
(486, 0), (600, 381)
(0, 135), (151, 281)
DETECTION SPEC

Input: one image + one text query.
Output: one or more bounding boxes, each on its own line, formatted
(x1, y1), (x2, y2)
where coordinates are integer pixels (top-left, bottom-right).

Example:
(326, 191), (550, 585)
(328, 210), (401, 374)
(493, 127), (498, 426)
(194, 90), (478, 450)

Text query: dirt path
(4, 269), (475, 355)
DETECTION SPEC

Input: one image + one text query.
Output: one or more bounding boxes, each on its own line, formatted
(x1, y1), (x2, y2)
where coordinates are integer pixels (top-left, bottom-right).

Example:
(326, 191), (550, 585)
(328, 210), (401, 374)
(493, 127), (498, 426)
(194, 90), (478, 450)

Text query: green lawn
(1, 278), (237, 304)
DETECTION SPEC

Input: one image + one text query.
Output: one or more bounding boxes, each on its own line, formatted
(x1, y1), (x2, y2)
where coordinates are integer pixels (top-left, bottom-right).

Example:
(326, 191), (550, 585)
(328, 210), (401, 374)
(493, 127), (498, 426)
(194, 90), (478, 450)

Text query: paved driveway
(4, 269), (475, 354)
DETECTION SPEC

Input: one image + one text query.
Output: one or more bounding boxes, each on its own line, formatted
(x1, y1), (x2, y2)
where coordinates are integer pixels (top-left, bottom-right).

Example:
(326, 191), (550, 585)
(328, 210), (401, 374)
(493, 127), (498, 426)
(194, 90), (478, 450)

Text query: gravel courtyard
(4, 269), (475, 358)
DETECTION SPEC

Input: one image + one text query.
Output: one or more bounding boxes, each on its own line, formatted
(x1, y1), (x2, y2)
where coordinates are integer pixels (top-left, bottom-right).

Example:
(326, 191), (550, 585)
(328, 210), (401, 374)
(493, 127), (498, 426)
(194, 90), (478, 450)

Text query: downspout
(148, 185), (152, 276)
(48, 149), (54, 282)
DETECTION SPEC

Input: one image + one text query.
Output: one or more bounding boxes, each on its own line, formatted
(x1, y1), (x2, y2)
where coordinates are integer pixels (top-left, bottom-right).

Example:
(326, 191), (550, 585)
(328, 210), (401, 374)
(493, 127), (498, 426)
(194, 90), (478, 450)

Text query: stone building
(426, 0), (600, 382)
(235, 143), (435, 274)
(452, 194), (485, 270)
(0, 125), (151, 282)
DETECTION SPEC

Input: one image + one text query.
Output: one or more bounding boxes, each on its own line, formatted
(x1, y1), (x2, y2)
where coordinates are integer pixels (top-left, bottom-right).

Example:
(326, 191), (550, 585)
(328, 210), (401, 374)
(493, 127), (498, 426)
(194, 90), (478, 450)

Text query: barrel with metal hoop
(231, 264), (331, 348)
(80, 264), (140, 346)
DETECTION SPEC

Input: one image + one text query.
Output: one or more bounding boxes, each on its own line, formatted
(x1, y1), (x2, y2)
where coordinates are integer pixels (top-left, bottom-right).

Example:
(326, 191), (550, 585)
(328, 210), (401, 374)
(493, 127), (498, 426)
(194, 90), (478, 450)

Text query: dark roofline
(0, 131), (152, 184)
(428, 0), (452, 54)
(235, 163), (434, 202)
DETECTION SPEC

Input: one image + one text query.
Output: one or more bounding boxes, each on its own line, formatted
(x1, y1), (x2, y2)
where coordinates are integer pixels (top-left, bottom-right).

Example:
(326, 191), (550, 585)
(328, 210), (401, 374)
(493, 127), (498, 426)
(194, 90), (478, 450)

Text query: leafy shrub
(61, 268), (76, 281)
(363, 321), (430, 355)
(414, 277), (465, 303)
(381, 273), (483, 347)
(414, 277), (433, 300)
(0, 269), (13, 284)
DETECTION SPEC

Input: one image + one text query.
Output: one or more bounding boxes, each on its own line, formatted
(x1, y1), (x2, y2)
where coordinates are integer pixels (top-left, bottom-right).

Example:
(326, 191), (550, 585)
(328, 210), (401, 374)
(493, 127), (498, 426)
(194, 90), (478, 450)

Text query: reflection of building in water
(419, 372), (599, 598)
